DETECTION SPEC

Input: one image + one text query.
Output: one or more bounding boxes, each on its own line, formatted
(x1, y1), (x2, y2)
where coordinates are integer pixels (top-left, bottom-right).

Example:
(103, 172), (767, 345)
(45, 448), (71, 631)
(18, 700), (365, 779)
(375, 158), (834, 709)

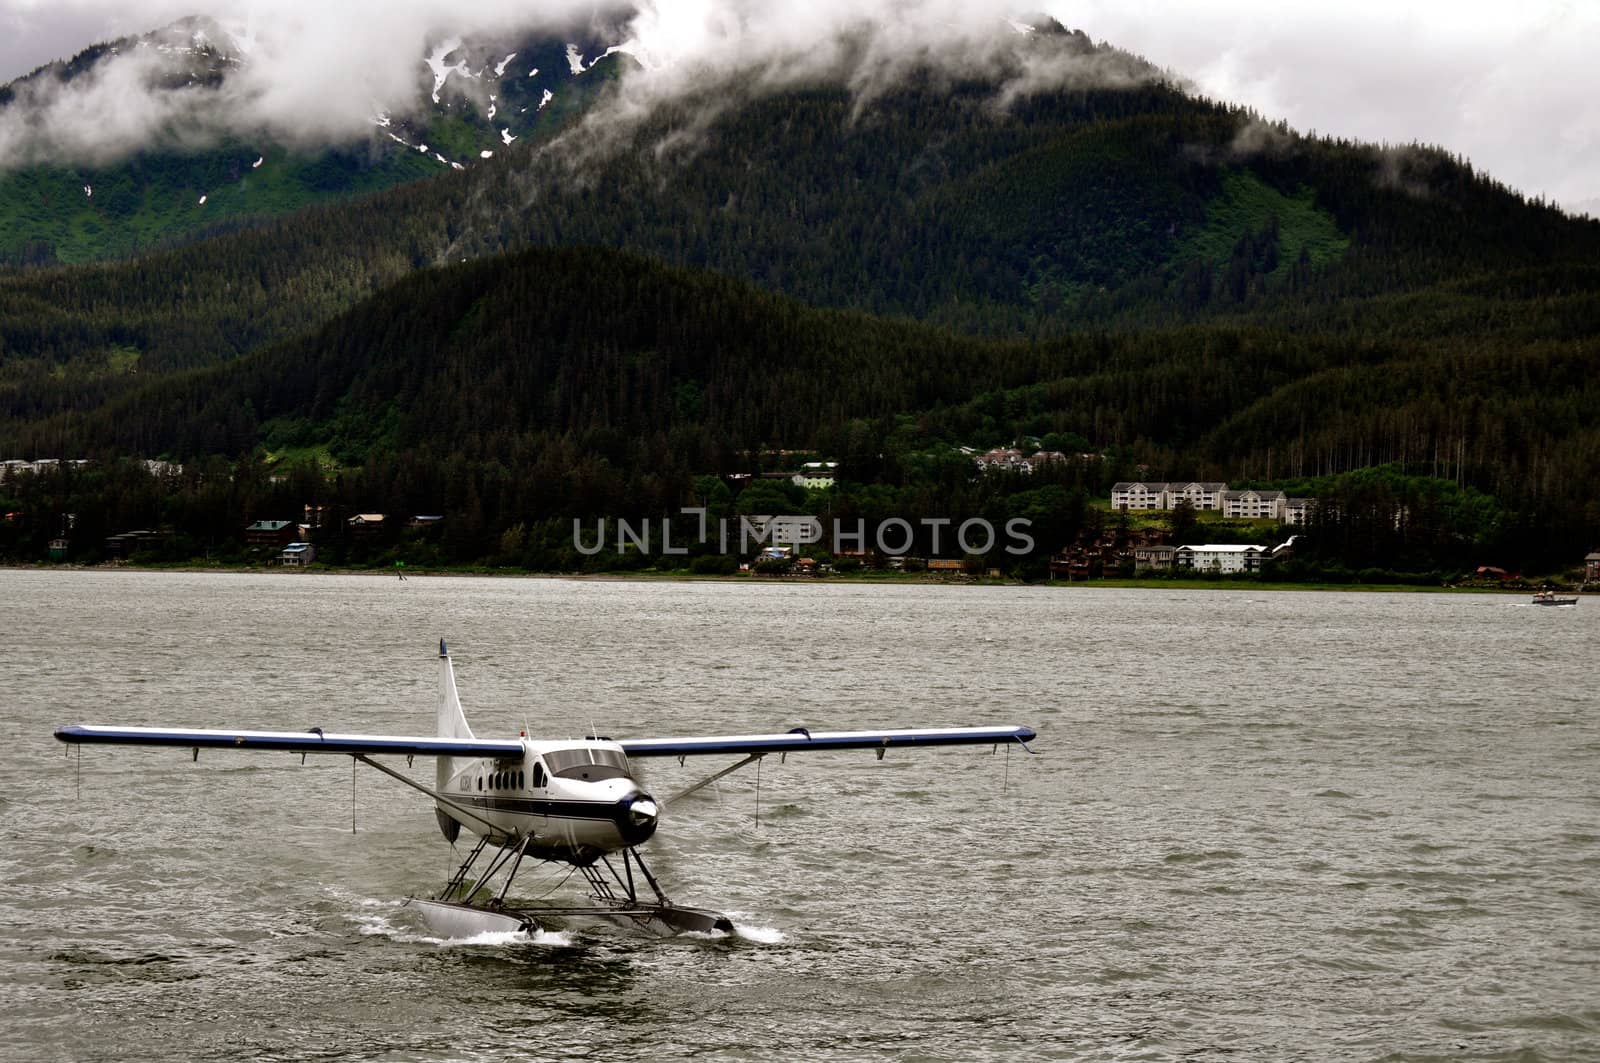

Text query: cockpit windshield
(543, 746), (631, 781)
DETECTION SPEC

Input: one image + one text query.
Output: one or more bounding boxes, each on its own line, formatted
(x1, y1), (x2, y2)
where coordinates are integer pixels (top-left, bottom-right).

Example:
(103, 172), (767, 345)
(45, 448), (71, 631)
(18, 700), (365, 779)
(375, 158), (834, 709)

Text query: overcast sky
(0, 0), (1593, 212)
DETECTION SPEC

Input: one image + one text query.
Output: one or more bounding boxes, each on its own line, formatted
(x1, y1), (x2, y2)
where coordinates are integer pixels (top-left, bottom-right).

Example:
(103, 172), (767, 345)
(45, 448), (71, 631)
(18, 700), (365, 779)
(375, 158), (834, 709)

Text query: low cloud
(0, 0), (613, 168)
(0, 0), (1164, 172)
(0, 0), (1592, 215)
(1059, 0), (1600, 211)
(553, 2), (1165, 172)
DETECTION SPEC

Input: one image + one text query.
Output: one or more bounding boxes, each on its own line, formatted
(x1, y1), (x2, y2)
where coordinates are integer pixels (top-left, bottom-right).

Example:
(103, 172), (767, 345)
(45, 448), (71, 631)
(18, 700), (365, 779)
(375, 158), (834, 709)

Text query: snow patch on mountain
(426, 37), (469, 104)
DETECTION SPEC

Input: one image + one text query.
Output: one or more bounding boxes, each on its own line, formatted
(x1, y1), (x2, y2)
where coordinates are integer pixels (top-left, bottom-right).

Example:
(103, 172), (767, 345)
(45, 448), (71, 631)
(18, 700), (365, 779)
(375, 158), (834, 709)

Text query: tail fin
(435, 640), (472, 842)
(436, 639), (475, 740)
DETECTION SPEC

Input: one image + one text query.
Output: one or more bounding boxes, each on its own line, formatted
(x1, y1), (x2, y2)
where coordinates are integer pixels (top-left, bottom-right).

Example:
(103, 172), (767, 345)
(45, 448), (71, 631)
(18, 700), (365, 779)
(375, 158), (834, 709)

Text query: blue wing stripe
(54, 724), (525, 759)
(618, 725), (1036, 757)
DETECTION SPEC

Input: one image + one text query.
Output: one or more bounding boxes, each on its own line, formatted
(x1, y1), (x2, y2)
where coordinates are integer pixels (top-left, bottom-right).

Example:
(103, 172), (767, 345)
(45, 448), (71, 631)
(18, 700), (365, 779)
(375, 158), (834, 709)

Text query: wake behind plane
(55, 641), (1037, 939)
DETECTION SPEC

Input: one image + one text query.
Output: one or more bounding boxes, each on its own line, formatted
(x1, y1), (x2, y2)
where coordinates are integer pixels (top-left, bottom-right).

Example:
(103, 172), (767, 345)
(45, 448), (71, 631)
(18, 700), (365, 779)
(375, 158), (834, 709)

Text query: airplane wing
(617, 724), (1036, 758)
(53, 724), (525, 759)
(54, 723), (1037, 759)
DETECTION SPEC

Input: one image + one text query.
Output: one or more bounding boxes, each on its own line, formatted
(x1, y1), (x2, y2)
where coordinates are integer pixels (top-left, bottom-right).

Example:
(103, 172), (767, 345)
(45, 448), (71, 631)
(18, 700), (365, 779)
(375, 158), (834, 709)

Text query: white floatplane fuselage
(427, 636), (659, 864)
(435, 737), (660, 862)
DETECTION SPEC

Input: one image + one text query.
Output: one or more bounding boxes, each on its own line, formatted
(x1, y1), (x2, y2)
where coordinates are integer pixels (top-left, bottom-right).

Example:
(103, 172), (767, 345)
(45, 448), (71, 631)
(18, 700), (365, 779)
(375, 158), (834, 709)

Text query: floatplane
(55, 641), (1037, 939)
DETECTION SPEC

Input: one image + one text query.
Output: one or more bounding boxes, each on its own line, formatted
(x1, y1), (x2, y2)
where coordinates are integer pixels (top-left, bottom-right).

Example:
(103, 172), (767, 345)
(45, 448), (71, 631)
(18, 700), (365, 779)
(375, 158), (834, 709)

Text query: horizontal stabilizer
(54, 723), (525, 760)
(618, 724), (1036, 758)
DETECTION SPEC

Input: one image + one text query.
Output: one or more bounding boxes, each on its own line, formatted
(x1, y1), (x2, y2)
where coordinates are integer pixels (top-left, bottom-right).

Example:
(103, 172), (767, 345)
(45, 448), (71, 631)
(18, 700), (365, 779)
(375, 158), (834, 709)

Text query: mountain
(0, 14), (1596, 573)
(0, 16), (631, 264)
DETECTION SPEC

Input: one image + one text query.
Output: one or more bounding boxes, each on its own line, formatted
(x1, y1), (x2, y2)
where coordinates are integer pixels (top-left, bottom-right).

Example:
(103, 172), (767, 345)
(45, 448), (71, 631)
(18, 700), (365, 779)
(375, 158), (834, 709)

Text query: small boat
(1532, 591), (1578, 606)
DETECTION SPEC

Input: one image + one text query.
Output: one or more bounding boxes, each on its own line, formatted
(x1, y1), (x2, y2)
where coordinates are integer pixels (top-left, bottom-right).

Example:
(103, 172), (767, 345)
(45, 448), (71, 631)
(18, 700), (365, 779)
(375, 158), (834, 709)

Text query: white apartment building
(1283, 498), (1314, 525)
(1111, 481), (1227, 511)
(1221, 489), (1287, 520)
(1174, 544), (1267, 573)
(1111, 482), (1171, 509)
(791, 462), (838, 489)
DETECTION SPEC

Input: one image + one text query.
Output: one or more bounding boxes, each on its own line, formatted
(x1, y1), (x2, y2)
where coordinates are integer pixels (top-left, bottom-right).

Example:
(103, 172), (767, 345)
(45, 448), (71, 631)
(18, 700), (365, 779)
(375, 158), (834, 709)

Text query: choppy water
(2, 570), (1597, 1061)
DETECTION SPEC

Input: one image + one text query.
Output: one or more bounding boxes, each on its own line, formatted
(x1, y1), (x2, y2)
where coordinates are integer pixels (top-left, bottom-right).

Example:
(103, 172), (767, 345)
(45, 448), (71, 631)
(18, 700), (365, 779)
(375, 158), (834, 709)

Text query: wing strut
(664, 753), (764, 806)
(354, 755), (503, 837)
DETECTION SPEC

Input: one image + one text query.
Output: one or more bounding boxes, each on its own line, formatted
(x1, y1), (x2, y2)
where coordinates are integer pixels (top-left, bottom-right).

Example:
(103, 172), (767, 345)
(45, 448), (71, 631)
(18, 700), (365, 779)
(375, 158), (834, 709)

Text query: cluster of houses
(963, 446), (1107, 474)
(244, 509), (442, 565)
(725, 461), (840, 491)
(2, 458), (182, 481)
(2, 459), (91, 480)
(1050, 525), (1297, 579)
(1111, 481), (1313, 524)
(741, 450), (1112, 483)
(970, 448), (1068, 474)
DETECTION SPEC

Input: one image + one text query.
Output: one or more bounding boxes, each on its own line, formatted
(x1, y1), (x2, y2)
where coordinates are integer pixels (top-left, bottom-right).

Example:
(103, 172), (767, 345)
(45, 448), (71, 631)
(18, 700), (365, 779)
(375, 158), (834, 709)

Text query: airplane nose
(616, 793), (660, 845)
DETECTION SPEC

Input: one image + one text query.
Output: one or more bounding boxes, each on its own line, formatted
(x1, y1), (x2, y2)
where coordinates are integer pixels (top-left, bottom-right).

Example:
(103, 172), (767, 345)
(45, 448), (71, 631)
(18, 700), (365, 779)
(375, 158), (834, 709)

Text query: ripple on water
(48, 948), (205, 987)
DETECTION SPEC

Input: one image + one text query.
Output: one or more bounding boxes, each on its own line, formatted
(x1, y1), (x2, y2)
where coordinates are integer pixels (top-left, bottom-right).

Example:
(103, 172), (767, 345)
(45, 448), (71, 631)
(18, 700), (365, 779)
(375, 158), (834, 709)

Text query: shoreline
(0, 562), (1573, 595)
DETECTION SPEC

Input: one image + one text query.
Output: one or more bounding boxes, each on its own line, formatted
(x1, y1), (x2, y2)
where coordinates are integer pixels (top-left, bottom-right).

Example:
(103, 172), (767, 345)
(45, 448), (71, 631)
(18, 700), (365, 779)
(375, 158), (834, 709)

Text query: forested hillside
(0, 16), (1595, 576)
(4, 245), (1594, 573)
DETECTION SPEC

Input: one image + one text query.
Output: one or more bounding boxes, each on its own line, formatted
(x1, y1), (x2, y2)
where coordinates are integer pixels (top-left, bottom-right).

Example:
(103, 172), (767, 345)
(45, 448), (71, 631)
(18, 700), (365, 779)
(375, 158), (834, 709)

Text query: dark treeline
(1, 246), (1592, 575)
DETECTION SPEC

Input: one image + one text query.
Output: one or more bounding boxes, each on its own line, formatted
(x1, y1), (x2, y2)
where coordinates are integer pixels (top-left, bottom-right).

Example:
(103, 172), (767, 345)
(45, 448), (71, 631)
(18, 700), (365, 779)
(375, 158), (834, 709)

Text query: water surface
(3, 571), (1596, 1060)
